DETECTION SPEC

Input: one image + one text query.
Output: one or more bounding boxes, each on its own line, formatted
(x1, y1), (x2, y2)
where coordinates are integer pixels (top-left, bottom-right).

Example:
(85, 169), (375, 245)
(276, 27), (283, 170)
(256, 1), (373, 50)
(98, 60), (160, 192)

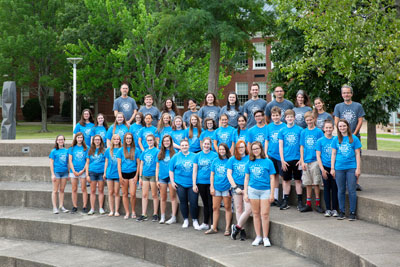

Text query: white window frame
(235, 82), (249, 105)
(48, 88), (55, 108)
(258, 82), (267, 100)
(173, 96), (184, 109)
(253, 42), (267, 70)
(235, 52), (249, 71)
(20, 88), (30, 108)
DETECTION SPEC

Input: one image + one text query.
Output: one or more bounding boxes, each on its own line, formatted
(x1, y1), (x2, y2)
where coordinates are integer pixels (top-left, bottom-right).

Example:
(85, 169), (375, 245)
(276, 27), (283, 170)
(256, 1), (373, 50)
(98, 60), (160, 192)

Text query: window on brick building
(235, 82), (248, 105)
(173, 96), (184, 109)
(253, 42), (266, 70)
(258, 82), (267, 101)
(235, 52), (249, 70)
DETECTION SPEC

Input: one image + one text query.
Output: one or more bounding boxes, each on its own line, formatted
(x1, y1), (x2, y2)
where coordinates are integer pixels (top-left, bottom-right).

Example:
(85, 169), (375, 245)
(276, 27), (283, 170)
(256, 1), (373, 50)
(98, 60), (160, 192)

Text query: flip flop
(108, 212), (114, 217)
(205, 228), (218, 235)
(115, 212), (120, 217)
(224, 230), (230, 236)
(124, 214), (129, 220)
(131, 214), (137, 219)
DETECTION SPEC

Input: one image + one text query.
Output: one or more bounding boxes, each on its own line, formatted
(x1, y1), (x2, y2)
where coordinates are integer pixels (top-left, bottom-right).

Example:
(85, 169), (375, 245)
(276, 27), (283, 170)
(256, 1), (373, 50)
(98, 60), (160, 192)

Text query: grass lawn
(361, 139), (400, 152)
(16, 123), (73, 140)
(360, 133), (400, 139)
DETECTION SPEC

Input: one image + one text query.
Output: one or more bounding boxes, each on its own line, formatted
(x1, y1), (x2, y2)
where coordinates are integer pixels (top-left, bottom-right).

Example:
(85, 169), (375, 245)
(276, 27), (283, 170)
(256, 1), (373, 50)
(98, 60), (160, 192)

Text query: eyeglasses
(252, 147), (261, 151)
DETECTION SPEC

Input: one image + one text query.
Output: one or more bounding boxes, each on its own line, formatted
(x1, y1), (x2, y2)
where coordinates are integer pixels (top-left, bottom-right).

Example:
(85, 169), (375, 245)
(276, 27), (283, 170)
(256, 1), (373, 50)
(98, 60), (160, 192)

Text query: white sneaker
(324, 210), (332, 217)
(59, 206), (69, 213)
(252, 236), (263, 246)
(193, 219), (200, 230)
(159, 215), (166, 224)
(332, 210), (339, 217)
(53, 208), (59, 214)
(263, 237), (271, 247)
(182, 219), (189, 228)
(199, 223), (209, 230)
(99, 208), (106, 215)
(88, 209), (95, 215)
(166, 217), (176, 225)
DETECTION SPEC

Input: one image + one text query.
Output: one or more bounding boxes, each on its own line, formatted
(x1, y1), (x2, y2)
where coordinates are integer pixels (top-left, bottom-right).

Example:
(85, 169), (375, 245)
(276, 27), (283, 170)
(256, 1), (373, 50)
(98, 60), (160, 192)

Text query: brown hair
(113, 112), (129, 135)
(218, 143), (232, 160)
(54, 135), (65, 150)
(271, 106), (281, 116)
(145, 134), (158, 148)
(249, 141), (266, 161)
(78, 109), (94, 126)
(234, 140), (249, 160)
(295, 90), (311, 107)
(94, 113), (109, 130)
(237, 115), (247, 135)
(162, 98), (179, 116)
(189, 114), (201, 138)
(158, 135), (175, 160)
(337, 119), (353, 144)
(88, 134), (105, 156)
(157, 113), (172, 134)
(172, 115), (186, 130)
(313, 97), (326, 119)
(202, 137), (213, 150)
(123, 132), (135, 160)
(203, 93), (218, 106)
(135, 112), (145, 126)
(203, 117), (217, 130)
(72, 132), (88, 151)
(144, 94), (153, 101)
(284, 109), (295, 117)
(110, 134), (122, 157)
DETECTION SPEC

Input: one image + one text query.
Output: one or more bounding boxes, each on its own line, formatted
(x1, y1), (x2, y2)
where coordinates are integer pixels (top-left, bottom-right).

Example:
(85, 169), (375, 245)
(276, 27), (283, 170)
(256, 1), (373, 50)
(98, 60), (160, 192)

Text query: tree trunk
(208, 38), (221, 95)
(39, 88), (49, 133)
(367, 121), (377, 150)
(396, 0), (400, 18)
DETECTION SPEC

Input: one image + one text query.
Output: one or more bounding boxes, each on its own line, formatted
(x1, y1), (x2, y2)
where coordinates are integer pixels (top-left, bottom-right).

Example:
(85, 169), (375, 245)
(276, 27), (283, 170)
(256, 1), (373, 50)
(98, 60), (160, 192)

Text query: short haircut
(304, 111), (314, 120)
(271, 106), (281, 115)
(341, 84), (353, 94)
(144, 94), (153, 100)
(274, 86), (284, 91)
(284, 109), (295, 117)
(251, 83), (260, 89)
(254, 110), (264, 117)
(323, 119), (334, 128)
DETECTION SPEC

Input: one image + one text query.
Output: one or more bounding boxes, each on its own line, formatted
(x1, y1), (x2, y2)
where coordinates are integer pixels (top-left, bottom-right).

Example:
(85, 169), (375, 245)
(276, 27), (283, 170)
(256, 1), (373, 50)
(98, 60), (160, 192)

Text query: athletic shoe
(231, 224), (240, 240)
(252, 236), (263, 246)
(263, 237), (271, 247)
(99, 208), (106, 215)
(300, 205), (313, 212)
(136, 215), (147, 222)
(280, 199), (290, 210)
(240, 229), (247, 241)
(356, 184), (363, 191)
(159, 216), (166, 224)
(315, 205), (324, 213)
(53, 208), (59, 214)
(71, 207), (78, 213)
(271, 199), (279, 207)
(166, 217), (176, 225)
(332, 210), (339, 217)
(182, 219), (189, 228)
(324, 210), (332, 217)
(297, 202), (304, 211)
(82, 207), (88, 213)
(60, 206), (69, 213)
(152, 214), (159, 222)
(199, 223), (209, 230)
(337, 212), (346, 220)
(88, 209), (95, 215)
(193, 220), (200, 230)
(348, 212), (357, 221)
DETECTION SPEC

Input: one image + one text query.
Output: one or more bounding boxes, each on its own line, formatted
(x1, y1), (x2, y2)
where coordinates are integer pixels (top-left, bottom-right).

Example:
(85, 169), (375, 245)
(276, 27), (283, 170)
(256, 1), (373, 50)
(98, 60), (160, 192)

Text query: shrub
(22, 98), (42, 121)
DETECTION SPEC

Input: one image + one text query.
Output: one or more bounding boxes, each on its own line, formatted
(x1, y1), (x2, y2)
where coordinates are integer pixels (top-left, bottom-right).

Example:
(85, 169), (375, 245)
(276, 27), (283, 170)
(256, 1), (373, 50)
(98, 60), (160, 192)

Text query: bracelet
(233, 186), (238, 190)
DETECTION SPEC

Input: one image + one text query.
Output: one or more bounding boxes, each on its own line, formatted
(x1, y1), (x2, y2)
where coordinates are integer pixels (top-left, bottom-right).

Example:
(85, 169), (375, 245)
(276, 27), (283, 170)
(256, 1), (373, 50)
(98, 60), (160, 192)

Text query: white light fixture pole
(67, 58), (83, 133)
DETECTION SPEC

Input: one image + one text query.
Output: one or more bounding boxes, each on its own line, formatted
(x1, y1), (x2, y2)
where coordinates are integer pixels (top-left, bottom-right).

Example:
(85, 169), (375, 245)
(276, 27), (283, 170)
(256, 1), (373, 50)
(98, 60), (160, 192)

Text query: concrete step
(362, 150), (400, 176)
(0, 140), (71, 157)
(0, 207), (319, 267)
(0, 157), (50, 182)
(0, 237), (160, 267)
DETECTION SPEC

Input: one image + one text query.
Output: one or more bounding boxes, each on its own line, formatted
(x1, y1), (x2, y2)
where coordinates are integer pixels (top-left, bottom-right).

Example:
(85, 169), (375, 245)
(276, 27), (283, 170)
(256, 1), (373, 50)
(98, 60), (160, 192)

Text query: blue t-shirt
(184, 128), (201, 152)
(265, 99), (294, 123)
(278, 125), (303, 161)
(49, 148), (68, 173)
(129, 123), (143, 149)
(227, 155), (249, 186)
(169, 152), (196, 188)
(74, 122), (94, 147)
(247, 124), (268, 147)
(293, 106), (312, 128)
(213, 126), (236, 148)
(300, 127), (324, 163)
(333, 102), (365, 136)
(117, 147), (140, 173)
(90, 126), (107, 146)
(245, 158), (276, 190)
(68, 146), (88, 173)
(243, 99), (267, 128)
(199, 129), (215, 150)
(140, 147), (159, 176)
(106, 124), (129, 143)
(182, 110), (198, 127)
(211, 157), (230, 191)
(332, 135), (362, 170)
(156, 149), (173, 179)
(113, 96), (138, 122)
(316, 112), (334, 130)
(316, 136), (334, 167)
(266, 122), (286, 160)
(194, 151), (218, 184)
(138, 106), (161, 127)
(158, 126), (173, 143)
(219, 106), (243, 128)
(198, 106), (221, 127)
(171, 129), (186, 149)
(233, 128), (248, 144)
(138, 126), (158, 150)
(86, 148), (106, 173)
(105, 148), (120, 178)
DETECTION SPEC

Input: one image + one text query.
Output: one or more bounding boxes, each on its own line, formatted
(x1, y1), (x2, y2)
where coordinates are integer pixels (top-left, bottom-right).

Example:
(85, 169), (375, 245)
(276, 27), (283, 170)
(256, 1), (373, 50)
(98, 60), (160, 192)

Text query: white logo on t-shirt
(216, 164), (227, 176)
(342, 109), (356, 124)
(182, 160), (193, 173)
(251, 164), (264, 179)
(305, 135), (317, 149)
(285, 133), (298, 146)
(122, 103), (131, 112)
(208, 111), (217, 120)
(144, 153), (154, 165)
(199, 159), (211, 170)
(59, 153), (67, 164)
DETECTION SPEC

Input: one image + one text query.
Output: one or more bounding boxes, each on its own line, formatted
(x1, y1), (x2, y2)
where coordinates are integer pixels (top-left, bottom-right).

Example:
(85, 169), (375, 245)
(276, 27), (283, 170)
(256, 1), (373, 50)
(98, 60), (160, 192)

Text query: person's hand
(171, 181), (178, 189)
(244, 194), (249, 202)
(103, 174), (106, 181)
(330, 169), (336, 179)
(193, 184), (198, 193)
(157, 181), (161, 189)
(73, 170), (79, 177)
(210, 187), (215, 196)
(269, 194), (274, 204)
(235, 188), (243, 195)
(355, 168), (361, 178)
(139, 179), (143, 187)
(51, 175), (56, 182)
(321, 169), (328, 180)
(302, 163), (307, 171)
(281, 160), (289, 172)
(86, 176), (91, 183)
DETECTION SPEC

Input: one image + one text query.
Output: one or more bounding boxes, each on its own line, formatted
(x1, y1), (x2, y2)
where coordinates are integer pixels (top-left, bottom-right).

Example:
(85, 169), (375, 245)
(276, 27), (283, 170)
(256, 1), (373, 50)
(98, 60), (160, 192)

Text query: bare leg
(90, 181), (97, 210)
(71, 178), (78, 208)
(107, 180), (115, 215)
(260, 199), (271, 238)
(142, 181), (150, 215)
(237, 200), (252, 227)
(98, 181), (104, 209)
(114, 181), (120, 216)
(211, 196), (222, 230)
(250, 199), (261, 237)
(59, 178), (67, 208)
(233, 194), (244, 222)
(130, 179), (137, 215)
(121, 179), (130, 216)
(80, 178), (88, 208)
(169, 183), (178, 217)
(295, 180), (303, 195)
(52, 179), (60, 209)
(223, 196), (232, 232)
(160, 183), (168, 216)
(150, 182), (159, 215)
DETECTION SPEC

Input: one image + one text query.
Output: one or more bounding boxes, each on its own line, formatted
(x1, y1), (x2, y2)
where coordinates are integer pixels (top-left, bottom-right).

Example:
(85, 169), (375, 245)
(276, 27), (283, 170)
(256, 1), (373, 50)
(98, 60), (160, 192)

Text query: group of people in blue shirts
(49, 83), (364, 247)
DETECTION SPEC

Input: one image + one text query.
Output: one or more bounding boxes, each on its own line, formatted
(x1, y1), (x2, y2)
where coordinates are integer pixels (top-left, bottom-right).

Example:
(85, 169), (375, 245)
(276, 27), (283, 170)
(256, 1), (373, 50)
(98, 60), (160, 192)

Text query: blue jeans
(335, 169), (357, 213)
(176, 184), (198, 220)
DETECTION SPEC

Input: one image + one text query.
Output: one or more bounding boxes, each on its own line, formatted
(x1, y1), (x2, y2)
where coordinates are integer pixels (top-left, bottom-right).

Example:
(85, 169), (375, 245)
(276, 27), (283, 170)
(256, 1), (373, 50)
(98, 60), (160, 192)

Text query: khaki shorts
(142, 175), (156, 183)
(302, 161), (322, 186)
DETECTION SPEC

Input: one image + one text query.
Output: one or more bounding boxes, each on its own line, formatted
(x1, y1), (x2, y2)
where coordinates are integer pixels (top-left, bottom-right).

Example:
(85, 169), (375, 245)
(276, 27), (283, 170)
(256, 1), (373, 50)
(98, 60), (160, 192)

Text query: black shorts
(122, 171), (136, 179)
(270, 158), (282, 176)
(282, 160), (302, 181)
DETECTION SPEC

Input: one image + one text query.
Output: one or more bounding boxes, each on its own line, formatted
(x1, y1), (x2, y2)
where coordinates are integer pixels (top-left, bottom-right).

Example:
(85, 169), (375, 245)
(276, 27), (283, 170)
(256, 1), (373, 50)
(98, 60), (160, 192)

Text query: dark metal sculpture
(1, 81), (17, 139)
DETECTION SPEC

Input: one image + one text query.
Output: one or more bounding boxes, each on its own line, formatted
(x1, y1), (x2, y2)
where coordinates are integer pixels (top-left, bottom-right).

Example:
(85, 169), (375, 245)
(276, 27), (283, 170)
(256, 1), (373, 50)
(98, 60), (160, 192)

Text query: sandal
(131, 213), (137, 219)
(224, 230), (230, 236)
(124, 214), (129, 220)
(108, 212), (114, 217)
(115, 212), (120, 217)
(205, 228), (218, 235)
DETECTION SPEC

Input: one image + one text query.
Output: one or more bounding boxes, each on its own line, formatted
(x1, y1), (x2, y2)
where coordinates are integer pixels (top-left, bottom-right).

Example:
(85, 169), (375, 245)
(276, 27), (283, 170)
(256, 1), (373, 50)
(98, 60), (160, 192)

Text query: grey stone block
(1, 81), (16, 140)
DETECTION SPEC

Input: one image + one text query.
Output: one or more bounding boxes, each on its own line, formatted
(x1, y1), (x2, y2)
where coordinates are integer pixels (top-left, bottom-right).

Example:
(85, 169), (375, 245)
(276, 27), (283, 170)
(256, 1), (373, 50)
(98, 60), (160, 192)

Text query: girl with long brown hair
(185, 114), (202, 153)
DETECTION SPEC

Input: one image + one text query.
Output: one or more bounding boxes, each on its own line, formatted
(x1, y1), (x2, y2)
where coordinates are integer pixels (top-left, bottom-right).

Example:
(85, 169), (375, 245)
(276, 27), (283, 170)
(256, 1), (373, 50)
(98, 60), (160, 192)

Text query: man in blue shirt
(113, 83), (138, 125)
(265, 86), (294, 123)
(139, 95), (161, 127)
(243, 83), (268, 128)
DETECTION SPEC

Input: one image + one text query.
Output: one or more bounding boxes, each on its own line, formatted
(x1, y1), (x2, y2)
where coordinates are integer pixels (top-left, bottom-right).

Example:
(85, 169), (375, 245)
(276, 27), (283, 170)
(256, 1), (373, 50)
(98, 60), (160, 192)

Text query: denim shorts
(231, 184), (244, 195)
(248, 186), (270, 200)
(158, 177), (170, 184)
(54, 171), (68, 178)
(69, 172), (86, 179)
(214, 189), (231, 197)
(89, 172), (104, 181)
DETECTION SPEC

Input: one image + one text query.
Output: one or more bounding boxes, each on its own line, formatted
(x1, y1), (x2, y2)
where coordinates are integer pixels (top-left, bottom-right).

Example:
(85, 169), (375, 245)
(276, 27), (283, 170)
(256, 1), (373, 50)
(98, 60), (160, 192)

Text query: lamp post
(67, 58), (82, 133)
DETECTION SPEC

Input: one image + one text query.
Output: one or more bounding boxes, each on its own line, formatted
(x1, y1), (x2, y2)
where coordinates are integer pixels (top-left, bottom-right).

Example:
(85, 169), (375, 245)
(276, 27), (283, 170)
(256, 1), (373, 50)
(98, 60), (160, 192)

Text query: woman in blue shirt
(293, 90), (312, 129)
(185, 114), (202, 153)
(198, 93), (220, 127)
(156, 135), (178, 224)
(213, 114), (235, 154)
(244, 141), (276, 247)
(49, 135), (69, 214)
(138, 134), (160, 222)
(129, 112), (145, 150)
(104, 134), (122, 217)
(73, 109), (95, 147)
(313, 97), (333, 130)
(162, 98), (179, 120)
(117, 133), (140, 220)
(138, 113), (158, 151)
(85, 135), (106, 215)
(156, 113), (173, 147)
(200, 118), (216, 151)
(219, 92), (243, 128)
(68, 132), (89, 214)
(90, 113), (108, 146)
(171, 115), (186, 151)
(192, 137), (218, 231)
(227, 140), (251, 240)
(331, 119), (361, 221)
(234, 115), (249, 146)
(205, 143), (232, 236)
(106, 112), (129, 147)
(169, 139), (199, 229)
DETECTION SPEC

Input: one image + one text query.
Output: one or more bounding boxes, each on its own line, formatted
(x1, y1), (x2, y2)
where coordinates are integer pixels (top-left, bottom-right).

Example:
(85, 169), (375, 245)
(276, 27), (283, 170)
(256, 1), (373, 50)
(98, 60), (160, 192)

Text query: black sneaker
(315, 205), (324, 213)
(356, 184), (363, 191)
(240, 229), (247, 241)
(152, 214), (159, 222)
(136, 215), (146, 222)
(280, 199), (290, 210)
(82, 207), (88, 213)
(337, 212), (346, 220)
(297, 202), (304, 211)
(71, 207), (78, 213)
(231, 224), (240, 240)
(300, 205), (313, 212)
(271, 199), (279, 207)
(348, 212), (356, 221)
